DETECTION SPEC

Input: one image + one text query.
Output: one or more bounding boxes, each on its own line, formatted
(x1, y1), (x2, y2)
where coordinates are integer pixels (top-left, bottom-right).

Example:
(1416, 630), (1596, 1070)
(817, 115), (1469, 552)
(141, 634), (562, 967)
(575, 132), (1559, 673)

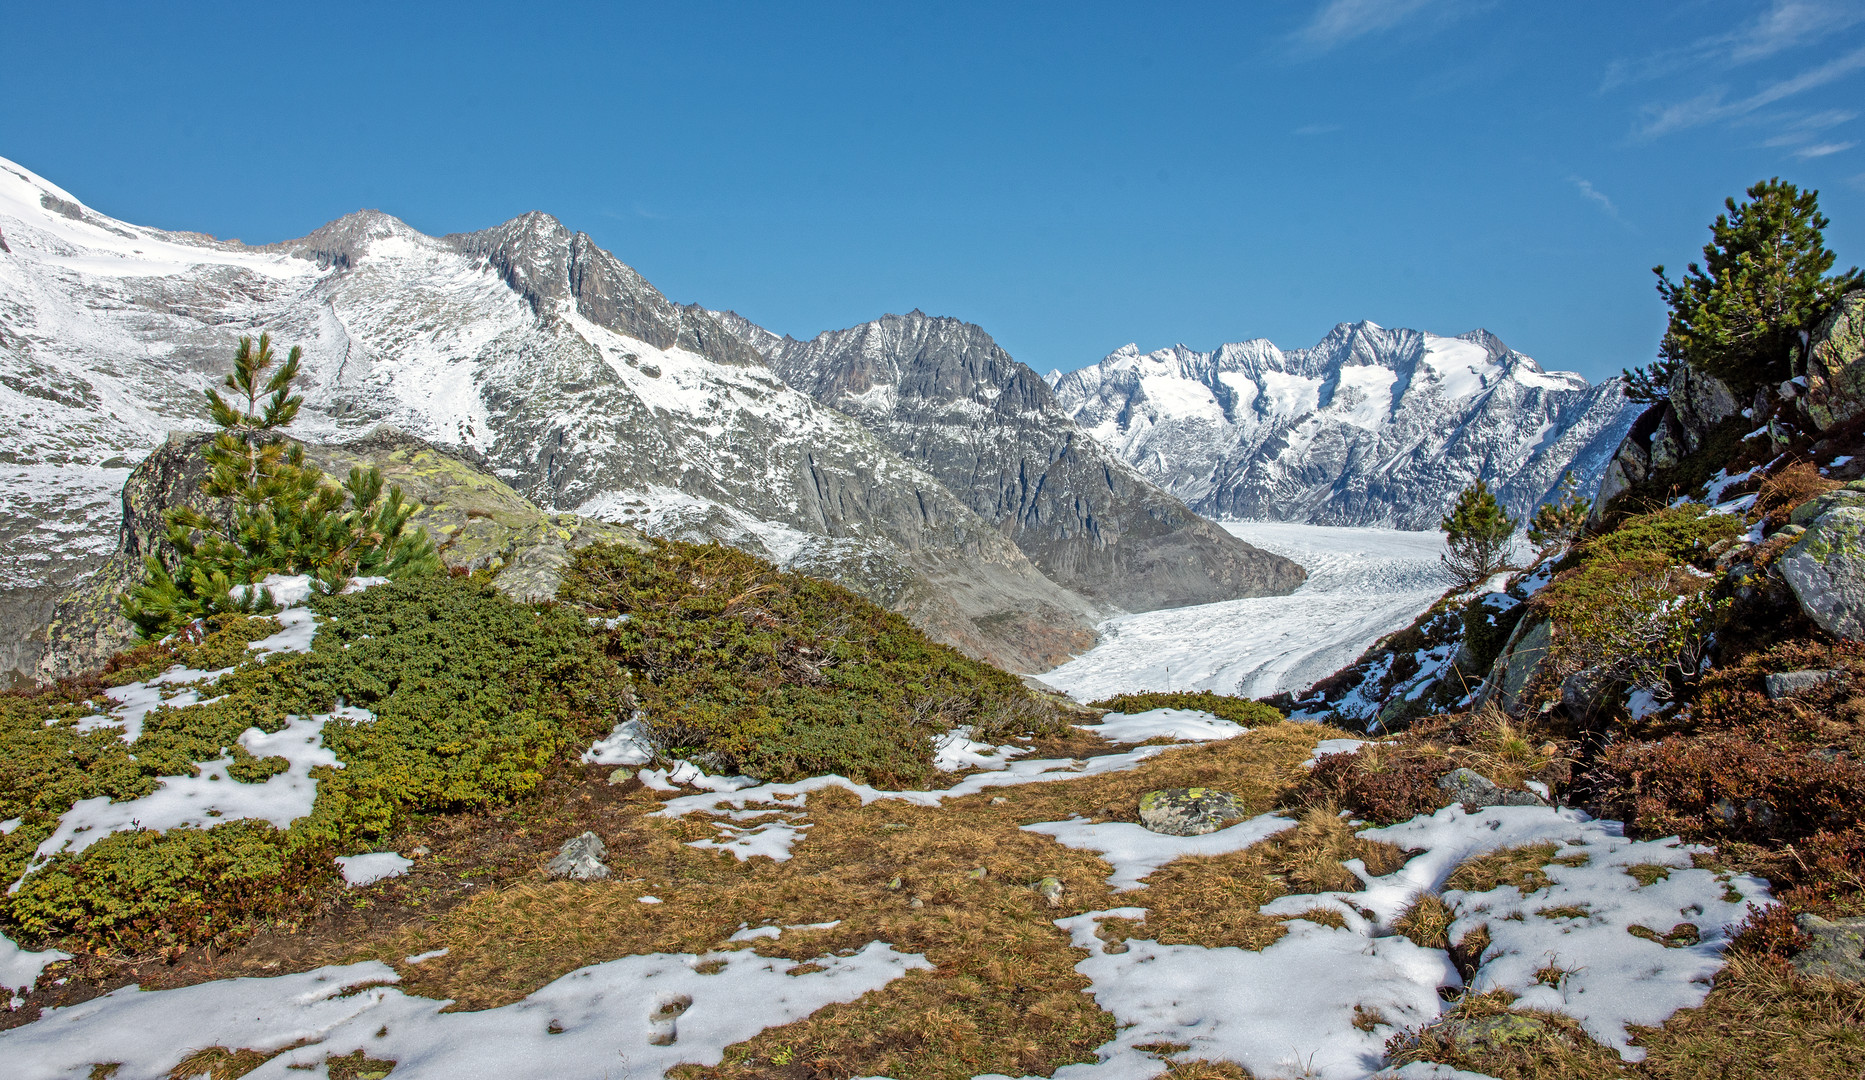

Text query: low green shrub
(1085, 689), (1284, 727)
(559, 539), (1061, 786)
(0, 574), (621, 947)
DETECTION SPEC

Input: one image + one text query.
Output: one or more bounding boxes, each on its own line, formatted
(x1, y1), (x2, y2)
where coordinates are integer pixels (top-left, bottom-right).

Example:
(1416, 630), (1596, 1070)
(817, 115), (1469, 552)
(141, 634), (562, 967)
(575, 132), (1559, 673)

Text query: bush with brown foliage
(1750, 459), (1840, 527)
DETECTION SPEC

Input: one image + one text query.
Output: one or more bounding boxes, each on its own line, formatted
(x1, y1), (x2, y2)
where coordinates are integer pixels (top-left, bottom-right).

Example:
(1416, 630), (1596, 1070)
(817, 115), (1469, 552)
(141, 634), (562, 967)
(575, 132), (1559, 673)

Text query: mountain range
(0, 156), (1302, 685)
(1051, 325), (1640, 529)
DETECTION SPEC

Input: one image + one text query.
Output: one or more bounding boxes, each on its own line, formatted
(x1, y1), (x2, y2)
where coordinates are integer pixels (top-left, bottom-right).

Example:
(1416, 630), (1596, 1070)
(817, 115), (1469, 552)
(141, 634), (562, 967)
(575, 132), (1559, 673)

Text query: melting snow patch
(13, 710), (350, 892)
(1023, 813), (1298, 892)
(0, 944), (930, 1080)
(1303, 738), (1370, 769)
(582, 716), (656, 766)
(1, 932), (69, 996)
(933, 726), (1030, 771)
(1, 817), (21, 835)
(1076, 709), (1247, 744)
(1032, 803), (1769, 1076)
(247, 606), (319, 656)
(402, 948), (449, 965)
(336, 852), (413, 887)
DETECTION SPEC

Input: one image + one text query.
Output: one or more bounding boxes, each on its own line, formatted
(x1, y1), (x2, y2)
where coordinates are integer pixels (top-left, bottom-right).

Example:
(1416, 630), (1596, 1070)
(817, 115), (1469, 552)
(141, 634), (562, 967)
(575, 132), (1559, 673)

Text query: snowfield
(1037, 523), (1448, 701)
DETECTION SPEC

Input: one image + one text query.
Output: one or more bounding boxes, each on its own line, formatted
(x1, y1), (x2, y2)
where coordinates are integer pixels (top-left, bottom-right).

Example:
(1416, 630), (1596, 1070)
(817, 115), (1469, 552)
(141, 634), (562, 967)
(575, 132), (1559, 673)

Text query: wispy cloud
(1796, 140), (1859, 158)
(1570, 176), (1624, 221)
(1604, 1), (1865, 90)
(1289, 0), (1475, 53)
(1635, 42), (1865, 138)
(1292, 122), (1343, 136)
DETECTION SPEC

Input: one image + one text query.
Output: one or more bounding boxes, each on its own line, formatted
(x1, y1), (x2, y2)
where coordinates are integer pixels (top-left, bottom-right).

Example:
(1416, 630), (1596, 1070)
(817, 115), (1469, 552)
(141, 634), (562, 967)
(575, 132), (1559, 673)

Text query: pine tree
(1527, 471), (1591, 555)
(1440, 479), (1517, 587)
(122, 334), (439, 636)
(1643, 178), (1859, 393)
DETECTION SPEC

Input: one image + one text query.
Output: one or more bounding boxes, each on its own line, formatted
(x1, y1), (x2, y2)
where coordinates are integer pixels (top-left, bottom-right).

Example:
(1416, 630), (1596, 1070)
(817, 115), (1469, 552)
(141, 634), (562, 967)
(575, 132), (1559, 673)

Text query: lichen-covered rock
(1800, 289), (1865, 432)
(1437, 767), (1544, 810)
(1138, 788), (1249, 836)
(1780, 506), (1865, 641)
(1667, 363), (1742, 453)
(1793, 913), (1865, 982)
(1471, 616), (1553, 714)
(547, 831), (611, 881)
(1787, 481), (1865, 527)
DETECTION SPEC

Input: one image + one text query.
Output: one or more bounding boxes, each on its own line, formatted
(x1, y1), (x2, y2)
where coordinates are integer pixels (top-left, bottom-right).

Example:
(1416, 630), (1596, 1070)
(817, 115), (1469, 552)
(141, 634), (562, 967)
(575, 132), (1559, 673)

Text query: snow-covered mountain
(719, 310), (1307, 613)
(0, 155), (1301, 684)
(1051, 323), (1641, 529)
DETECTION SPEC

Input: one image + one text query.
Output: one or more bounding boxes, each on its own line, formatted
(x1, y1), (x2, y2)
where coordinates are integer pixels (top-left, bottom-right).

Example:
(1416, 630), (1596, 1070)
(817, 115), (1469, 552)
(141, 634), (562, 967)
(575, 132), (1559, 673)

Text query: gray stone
(607, 767), (636, 786)
(1138, 788), (1250, 836)
(1560, 665), (1616, 724)
(1035, 876), (1065, 906)
(1788, 489), (1865, 527)
(1780, 507), (1865, 640)
(1800, 290), (1865, 432)
(1472, 617), (1553, 714)
(1764, 669), (1843, 699)
(1416, 1012), (1553, 1057)
(547, 831), (611, 881)
(1667, 363), (1743, 452)
(1793, 913), (1865, 982)
(1437, 767), (1544, 810)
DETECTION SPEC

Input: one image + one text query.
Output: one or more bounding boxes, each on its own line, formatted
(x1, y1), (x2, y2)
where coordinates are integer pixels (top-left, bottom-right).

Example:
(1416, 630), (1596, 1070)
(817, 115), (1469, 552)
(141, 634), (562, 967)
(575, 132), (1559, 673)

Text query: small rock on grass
(607, 767), (636, 785)
(1764, 669), (1844, 699)
(1138, 788), (1248, 836)
(548, 831), (611, 881)
(1437, 767), (1543, 811)
(1794, 914), (1865, 982)
(1035, 876), (1064, 906)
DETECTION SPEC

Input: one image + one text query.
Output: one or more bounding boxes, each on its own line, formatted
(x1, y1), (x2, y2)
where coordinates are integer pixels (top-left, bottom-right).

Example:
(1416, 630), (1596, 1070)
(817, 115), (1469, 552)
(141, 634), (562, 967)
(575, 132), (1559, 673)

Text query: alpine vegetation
(122, 335), (439, 636)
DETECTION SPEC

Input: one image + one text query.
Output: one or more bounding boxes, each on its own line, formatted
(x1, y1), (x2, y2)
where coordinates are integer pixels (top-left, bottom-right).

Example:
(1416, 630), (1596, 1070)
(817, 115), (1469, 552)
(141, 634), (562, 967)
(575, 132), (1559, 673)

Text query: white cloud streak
(1796, 140), (1859, 158)
(1571, 176), (1622, 220)
(1290, 0), (1452, 52)
(1604, 0), (1865, 90)
(1636, 42), (1865, 138)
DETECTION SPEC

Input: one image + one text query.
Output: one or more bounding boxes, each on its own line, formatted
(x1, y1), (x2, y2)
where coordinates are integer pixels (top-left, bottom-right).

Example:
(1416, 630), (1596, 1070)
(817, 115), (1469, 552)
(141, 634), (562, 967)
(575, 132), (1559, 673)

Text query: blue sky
(3, 1), (1863, 381)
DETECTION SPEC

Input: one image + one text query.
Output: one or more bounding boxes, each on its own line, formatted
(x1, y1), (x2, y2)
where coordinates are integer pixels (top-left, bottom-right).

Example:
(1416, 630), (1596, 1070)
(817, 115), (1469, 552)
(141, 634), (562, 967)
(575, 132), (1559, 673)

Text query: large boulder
(1138, 788), (1250, 836)
(1780, 505), (1865, 641)
(1471, 616), (1554, 713)
(1800, 290), (1865, 433)
(1793, 913), (1865, 982)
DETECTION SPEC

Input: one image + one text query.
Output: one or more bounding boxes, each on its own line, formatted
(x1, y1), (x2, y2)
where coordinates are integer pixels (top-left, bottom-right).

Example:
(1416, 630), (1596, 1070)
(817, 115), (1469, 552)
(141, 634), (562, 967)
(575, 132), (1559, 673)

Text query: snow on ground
(1017, 802), (1772, 1079)
(1038, 523), (1448, 701)
(1024, 812), (1297, 891)
(1075, 708), (1248, 744)
(0, 944), (930, 1080)
(336, 852), (414, 887)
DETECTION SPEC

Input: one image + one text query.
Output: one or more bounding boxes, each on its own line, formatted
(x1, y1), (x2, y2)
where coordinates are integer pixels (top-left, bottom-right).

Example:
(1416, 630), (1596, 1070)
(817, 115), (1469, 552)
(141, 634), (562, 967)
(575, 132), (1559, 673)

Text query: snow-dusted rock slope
(1051, 323), (1641, 529)
(0, 155), (1105, 680)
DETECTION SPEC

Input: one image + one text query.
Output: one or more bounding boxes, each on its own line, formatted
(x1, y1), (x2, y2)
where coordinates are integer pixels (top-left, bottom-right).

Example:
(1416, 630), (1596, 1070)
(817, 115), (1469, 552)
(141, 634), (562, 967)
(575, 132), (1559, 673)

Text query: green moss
(1085, 690), (1285, 727)
(559, 539), (1060, 786)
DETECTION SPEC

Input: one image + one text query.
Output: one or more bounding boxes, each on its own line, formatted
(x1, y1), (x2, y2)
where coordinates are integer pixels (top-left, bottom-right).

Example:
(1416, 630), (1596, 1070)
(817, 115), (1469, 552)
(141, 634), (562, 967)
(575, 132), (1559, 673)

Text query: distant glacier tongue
(1035, 522), (1447, 701)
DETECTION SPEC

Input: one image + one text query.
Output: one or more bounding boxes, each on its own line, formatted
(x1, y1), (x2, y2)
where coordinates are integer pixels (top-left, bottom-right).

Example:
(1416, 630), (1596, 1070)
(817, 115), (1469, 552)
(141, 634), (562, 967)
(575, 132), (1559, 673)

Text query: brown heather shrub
(1751, 459), (1840, 527)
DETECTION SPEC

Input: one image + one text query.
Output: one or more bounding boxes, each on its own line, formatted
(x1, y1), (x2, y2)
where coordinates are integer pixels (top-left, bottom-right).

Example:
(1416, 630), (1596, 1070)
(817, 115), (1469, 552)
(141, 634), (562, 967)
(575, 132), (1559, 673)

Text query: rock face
(723, 310), (1306, 612)
(1780, 505), (1865, 641)
(1800, 290), (1865, 432)
(1593, 363), (1746, 518)
(1050, 322), (1640, 529)
(34, 427), (654, 680)
(1137, 788), (1249, 836)
(1764, 669), (1843, 699)
(0, 155), (1106, 679)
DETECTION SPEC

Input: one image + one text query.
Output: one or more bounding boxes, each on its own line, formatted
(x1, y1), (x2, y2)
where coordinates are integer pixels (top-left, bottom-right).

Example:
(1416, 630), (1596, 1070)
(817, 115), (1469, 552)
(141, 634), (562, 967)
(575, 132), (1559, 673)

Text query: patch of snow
(1626, 689), (1664, 721)
(687, 817), (814, 863)
(1075, 708), (1248, 744)
(1024, 813), (1298, 891)
(247, 606), (319, 656)
(0, 818), (18, 835)
(336, 852), (413, 887)
(582, 716), (656, 766)
(13, 709), (350, 892)
(638, 895), (662, 904)
(932, 726), (1029, 771)
(1303, 738), (1370, 769)
(402, 948), (449, 965)
(0, 932), (69, 995)
(0, 943), (930, 1080)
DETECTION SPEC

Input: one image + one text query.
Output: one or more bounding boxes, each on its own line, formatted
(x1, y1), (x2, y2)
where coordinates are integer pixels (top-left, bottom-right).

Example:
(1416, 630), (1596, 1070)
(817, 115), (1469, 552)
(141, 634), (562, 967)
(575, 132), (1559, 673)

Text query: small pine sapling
(122, 334), (439, 636)
(1440, 479), (1517, 588)
(1527, 472), (1591, 556)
